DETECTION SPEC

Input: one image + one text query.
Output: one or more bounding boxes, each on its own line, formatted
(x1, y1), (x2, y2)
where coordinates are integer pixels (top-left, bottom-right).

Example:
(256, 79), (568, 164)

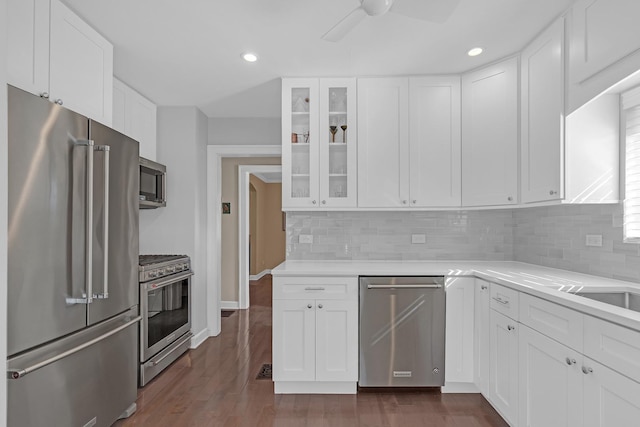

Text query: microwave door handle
(94, 145), (110, 299)
(161, 171), (166, 205)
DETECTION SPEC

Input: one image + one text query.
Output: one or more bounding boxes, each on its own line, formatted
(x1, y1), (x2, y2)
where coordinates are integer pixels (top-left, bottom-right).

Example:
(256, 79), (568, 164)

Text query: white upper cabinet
(7, 0), (50, 96)
(113, 78), (157, 160)
(409, 76), (462, 207)
(358, 77), (409, 208)
(7, 0), (114, 125)
(319, 78), (357, 208)
(282, 78), (356, 209)
(568, 0), (640, 112)
(462, 57), (519, 207)
(358, 77), (461, 208)
(521, 18), (565, 204)
(49, 0), (113, 126)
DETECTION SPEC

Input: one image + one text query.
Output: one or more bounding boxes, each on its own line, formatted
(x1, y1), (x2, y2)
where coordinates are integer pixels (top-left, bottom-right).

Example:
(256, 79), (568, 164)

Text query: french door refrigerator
(6, 85), (140, 427)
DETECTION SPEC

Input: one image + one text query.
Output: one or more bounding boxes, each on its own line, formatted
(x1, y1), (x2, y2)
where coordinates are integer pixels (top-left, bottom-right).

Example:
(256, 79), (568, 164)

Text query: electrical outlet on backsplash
(285, 204), (640, 283)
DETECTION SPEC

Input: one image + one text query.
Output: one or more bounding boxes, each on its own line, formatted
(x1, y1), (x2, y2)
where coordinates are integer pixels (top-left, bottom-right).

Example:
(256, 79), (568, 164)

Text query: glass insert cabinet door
(282, 78), (356, 209)
(282, 78), (319, 208)
(319, 78), (356, 207)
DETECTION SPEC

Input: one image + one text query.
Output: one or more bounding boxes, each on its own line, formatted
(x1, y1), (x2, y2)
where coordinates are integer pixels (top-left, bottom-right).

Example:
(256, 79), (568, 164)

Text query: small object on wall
(291, 133), (298, 143)
(222, 202), (231, 214)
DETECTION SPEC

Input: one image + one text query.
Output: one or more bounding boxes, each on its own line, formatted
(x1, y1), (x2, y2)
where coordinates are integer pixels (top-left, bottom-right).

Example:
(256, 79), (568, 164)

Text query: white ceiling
(63, 0), (574, 118)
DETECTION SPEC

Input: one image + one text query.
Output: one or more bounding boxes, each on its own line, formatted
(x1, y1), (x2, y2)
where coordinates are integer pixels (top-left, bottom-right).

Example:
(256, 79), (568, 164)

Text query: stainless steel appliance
(7, 85), (140, 426)
(359, 276), (446, 387)
(139, 156), (166, 208)
(139, 254), (193, 386)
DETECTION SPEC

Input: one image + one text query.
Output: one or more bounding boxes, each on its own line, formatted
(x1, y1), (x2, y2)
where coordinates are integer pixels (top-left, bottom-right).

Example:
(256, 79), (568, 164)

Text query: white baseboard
(442, 382), (480, 393)
(220, 300), (239, 310)
(249, 269), (271, 281)
(274, 381), (357, 394)
(190, 328), (209, 349)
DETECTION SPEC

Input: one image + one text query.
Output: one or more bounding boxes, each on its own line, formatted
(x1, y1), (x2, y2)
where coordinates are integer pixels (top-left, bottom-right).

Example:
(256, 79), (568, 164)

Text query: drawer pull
(565, 358), (577, 366)
(582, 366), (593, 375)
(304, 287), (325, 291)
(492, 297), (509, 305)
(480, 285), (488, 290)
(507, 325), (515, 331)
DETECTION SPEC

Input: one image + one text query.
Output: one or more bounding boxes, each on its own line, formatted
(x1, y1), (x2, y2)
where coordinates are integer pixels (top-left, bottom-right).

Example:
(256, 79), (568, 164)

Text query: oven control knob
(167, 266), (175, 273)
(149, 271), (157, 278)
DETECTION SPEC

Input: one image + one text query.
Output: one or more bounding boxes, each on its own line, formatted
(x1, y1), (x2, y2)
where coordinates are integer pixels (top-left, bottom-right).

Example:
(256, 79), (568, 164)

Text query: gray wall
(208, 117), (280, 145)
(139, 106), (209, 338)
(286, 204), (640, 283)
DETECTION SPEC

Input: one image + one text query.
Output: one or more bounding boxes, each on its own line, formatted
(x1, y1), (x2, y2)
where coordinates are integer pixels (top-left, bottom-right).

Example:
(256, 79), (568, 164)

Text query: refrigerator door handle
(7, 316), (141, 379)
(66, 139), (95, 305)
(94, 145), (110, 299)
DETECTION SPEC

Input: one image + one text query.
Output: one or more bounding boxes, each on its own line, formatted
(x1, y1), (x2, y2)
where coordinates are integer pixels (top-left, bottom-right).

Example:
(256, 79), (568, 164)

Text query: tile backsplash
(286, 210), (514, 261)
(286, 204), (640, 283)
(514, 204), (640, 283)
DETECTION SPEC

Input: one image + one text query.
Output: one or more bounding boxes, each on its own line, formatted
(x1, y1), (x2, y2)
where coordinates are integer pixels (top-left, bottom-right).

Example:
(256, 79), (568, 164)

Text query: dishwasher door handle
(367, 284), (443, 289)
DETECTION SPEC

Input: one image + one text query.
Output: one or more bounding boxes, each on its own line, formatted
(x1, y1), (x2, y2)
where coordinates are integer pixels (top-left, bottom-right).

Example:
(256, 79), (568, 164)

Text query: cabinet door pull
(307, 304), (313, 309)
(304, 287), (325, 291)
(565, 358), (577, 365)
(582, 366), (593, 375)
(507, 325), (515, 331)
(492, 297), (509, 305)
(480, 285), (488, 290)
(318, 304), (323, 309)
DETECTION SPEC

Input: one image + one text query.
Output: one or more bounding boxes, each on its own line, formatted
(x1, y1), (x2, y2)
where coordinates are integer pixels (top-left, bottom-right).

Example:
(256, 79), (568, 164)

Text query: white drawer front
(273, 276), (358, 300)
(520, 293), (584, 352)
(490, 283), (519, 321)
(584, 316), (640, 383)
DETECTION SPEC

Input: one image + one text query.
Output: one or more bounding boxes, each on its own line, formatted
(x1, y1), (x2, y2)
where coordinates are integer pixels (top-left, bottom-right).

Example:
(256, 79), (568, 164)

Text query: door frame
(206, 145), (281, 335)
(238, 165), (282, 309)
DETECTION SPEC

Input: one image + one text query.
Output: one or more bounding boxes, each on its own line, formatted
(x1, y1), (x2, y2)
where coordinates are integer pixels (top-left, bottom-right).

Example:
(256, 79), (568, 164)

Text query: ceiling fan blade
(390, 0), (461, 23)
(322, 7), (368, 42)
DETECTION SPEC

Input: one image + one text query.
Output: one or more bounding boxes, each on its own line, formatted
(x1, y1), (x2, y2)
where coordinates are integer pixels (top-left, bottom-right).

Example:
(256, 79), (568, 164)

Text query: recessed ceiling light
(468, 47), (483, 57)
(242, 52), (258, 63)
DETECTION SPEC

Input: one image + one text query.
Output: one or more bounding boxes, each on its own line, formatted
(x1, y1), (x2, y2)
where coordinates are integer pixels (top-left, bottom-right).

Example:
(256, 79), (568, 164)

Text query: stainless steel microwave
(139, 157), (166, 208)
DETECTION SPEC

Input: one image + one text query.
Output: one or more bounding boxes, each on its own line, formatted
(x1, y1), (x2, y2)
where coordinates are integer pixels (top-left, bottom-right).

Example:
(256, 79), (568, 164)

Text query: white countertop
(272, 260), (640, 331)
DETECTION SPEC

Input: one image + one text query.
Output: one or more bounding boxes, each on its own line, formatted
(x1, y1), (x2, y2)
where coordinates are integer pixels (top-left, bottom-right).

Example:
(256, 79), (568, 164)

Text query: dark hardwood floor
(115, 275), (508, 426)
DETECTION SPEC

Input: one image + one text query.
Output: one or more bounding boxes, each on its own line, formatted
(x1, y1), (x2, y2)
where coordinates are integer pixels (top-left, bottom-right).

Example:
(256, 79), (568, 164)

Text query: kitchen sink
(573, 291), (640, 313)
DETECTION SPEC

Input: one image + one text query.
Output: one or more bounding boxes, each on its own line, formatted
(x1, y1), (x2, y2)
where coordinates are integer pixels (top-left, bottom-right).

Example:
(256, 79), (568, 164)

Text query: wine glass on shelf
(329, 126), (338, 143)
(340, 125), (347, 143)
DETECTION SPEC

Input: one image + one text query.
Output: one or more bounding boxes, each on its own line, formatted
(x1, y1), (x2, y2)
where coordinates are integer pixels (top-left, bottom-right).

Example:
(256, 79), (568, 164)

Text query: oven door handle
(144, 271), (193, 291)
(151, 332), (193, 366)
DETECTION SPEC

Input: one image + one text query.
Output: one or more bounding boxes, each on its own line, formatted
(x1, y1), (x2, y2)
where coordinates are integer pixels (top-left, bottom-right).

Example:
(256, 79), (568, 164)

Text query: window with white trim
(623, 87), (640, 243)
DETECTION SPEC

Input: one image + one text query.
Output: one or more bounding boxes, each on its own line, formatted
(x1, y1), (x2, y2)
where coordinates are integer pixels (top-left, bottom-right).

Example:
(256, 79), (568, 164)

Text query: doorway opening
(238, 165), (283, 308)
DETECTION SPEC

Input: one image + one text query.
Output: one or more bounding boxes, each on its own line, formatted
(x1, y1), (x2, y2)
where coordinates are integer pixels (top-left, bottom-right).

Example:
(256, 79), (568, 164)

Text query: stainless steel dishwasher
(359, 276), (446, 387)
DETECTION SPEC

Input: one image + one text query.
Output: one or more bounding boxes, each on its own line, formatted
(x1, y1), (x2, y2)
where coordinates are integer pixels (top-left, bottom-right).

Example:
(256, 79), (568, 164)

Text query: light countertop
(272, 260), (640, 331)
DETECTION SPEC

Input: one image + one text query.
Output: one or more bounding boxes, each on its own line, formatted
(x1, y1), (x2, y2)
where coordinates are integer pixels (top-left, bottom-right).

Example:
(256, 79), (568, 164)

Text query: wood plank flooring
(115, 275), (508, 427)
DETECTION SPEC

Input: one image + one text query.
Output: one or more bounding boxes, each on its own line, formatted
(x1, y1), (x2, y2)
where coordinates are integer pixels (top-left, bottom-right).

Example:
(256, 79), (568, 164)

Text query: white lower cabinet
(518, 324), (583, 427)
(272, 276), (358, 393)
(474, 279), (491, 395)
(583, 357), (640, 427)
(489, 309), (519, 425)
(314, 299), (358, 382)
(445, 277), (475, 386)
(272, 299), (316, 381)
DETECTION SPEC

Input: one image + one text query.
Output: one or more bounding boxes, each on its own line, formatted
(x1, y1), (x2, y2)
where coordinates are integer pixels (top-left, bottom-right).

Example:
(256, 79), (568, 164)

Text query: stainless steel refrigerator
(6, 85), (140, 427)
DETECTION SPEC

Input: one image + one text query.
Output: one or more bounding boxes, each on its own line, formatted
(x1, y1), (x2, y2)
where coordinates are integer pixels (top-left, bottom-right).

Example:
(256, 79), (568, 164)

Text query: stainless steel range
(139, 254), (193, 386)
